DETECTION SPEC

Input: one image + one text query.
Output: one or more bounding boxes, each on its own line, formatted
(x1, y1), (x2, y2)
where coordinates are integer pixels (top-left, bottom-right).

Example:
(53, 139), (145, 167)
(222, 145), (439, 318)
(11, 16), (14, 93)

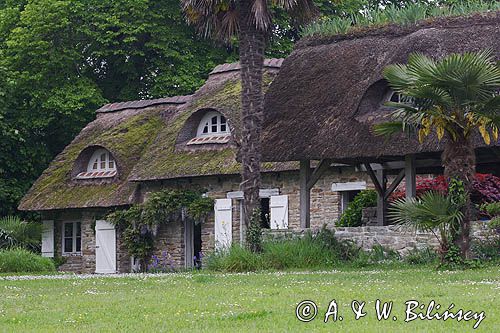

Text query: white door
(270, 195), (289, 229)
(41, 220), (54, 257)
(214, 199), (232, 250)
(95, 220), (116, 274)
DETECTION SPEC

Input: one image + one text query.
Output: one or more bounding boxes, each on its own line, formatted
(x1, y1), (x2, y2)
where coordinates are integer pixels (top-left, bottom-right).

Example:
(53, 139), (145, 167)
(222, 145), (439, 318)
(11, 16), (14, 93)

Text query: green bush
(206, 227), (361, 272)
(403, 247), (438, 265)
(337, 190), (377, 227)
(0, 216), (42, 252)
(205, 246), (263, 272)
(472, 238), (500, 261)
(0, 248), (56, 273)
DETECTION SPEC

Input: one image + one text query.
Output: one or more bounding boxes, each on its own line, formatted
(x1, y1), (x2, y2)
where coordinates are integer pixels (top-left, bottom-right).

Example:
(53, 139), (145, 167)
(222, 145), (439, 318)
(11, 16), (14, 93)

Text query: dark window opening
(260, 198), (270, 229)
(341, 190), (361, 213)
(193, 223), (202, 269)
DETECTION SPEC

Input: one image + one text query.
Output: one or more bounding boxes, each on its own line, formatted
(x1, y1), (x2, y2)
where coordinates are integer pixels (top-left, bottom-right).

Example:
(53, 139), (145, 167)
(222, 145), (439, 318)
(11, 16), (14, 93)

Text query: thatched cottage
(19, 59), (372, 273)
(261, 13), (500, 226)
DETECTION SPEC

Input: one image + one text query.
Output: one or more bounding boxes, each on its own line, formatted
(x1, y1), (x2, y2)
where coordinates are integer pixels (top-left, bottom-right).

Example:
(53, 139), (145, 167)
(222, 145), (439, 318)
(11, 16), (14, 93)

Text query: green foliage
(471, 237), (500, 261)
(0, 0), (234, 216)
(0, 215), (41, 252)
(302, 0), (500, 37)
(107, 189), (213, 269)
(337, 190), (377, 227)
(0, 248), (56, 273)
(389, 191), (464, 259)
(207, 227), (362, 272)
(246, 208), (262, 253)
(481, 201), (500, 217)
(403, 246), (439, 265)
(374, 50), (500, 144)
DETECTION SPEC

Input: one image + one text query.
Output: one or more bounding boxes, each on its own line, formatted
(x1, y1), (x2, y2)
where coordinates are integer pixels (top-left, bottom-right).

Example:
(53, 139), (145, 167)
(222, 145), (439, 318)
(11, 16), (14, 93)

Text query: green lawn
(0, 266), (498, 332)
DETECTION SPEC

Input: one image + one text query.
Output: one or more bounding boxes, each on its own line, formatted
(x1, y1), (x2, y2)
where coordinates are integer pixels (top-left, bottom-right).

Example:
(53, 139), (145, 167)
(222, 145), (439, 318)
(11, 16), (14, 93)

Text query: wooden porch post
(405, 154), (416, 198)
(299, 160), (311, 228)
(376, 169), (387, 226)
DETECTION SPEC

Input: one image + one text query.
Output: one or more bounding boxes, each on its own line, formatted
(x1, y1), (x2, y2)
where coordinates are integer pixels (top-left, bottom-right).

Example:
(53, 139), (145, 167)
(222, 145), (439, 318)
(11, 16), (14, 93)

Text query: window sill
(62, 252), (82, 257)
(187, 135), (230, 145)
(76, 170), (117, 179)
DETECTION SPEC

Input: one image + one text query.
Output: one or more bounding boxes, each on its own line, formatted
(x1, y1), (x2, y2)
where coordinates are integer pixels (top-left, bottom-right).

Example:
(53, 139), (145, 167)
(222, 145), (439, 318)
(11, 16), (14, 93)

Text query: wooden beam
(376, 169), (388, 226)
(384, 169), (405, 201)
(307, 159), (331, 190)
(364, 163), (384, 196)
(299, 160), (311, 228)
(405, 154), (416, 198)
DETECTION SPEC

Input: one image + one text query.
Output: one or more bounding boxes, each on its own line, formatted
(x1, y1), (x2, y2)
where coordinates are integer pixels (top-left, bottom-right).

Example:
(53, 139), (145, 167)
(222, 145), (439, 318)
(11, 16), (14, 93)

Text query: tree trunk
(442, 134), (476, 259)
(238, 1), (265, 234)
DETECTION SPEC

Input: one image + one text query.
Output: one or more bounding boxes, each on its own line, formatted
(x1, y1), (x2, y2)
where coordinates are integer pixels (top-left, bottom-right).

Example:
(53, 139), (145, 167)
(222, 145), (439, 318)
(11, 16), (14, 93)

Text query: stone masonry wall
(142, 167), (371, 258)
(264, 221), (496, 255)
(43, 209), (131, 274)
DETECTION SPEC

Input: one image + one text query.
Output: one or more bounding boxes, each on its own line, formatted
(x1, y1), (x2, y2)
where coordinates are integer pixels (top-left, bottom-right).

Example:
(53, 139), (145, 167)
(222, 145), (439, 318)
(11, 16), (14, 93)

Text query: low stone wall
(263, 221), (496, 255)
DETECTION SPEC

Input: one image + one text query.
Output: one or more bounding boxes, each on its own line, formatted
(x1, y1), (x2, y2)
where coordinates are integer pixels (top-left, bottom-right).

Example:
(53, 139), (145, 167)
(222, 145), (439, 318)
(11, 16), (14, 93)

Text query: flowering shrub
(390, 173), (500, 205)
(147, 251), (176, 273)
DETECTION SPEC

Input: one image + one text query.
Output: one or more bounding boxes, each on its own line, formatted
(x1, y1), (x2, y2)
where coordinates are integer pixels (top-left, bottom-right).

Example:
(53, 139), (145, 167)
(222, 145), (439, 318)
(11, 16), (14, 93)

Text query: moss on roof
(19, 109), (164, 211)
(130, 71), (297, 181)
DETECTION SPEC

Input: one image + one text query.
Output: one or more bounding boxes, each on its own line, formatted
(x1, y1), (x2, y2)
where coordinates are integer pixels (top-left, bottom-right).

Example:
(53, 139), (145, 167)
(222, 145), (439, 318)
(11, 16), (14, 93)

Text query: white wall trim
(331, 181), (367, 192)
(226, 188), (280, 199)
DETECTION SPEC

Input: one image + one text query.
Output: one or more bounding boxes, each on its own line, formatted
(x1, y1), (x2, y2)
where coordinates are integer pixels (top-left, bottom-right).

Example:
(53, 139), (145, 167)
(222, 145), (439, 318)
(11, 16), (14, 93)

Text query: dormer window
(187, 111), (231, 145)
(76, 148), (117, 179)
(197, 111), (229, 136)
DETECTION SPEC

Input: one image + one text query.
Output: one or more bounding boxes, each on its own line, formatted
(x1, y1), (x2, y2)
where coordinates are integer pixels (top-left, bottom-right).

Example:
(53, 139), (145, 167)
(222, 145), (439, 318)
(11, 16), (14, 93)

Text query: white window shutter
(214, 199), (232, 250)
(270, 195), (288, 229)
(41, 220), (54, 258)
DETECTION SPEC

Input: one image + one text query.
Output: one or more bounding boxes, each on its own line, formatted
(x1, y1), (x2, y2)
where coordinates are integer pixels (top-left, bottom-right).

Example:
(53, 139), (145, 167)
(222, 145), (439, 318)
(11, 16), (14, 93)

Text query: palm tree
(181, 1), (316, 242)
(0, 216), (42, 252)
(375, 50), (500, 258)
(389, 191), (464, 262)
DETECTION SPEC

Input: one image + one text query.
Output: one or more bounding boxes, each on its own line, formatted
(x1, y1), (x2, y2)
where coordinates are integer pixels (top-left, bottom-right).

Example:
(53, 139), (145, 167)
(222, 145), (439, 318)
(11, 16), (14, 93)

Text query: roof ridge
(97, 95), (193, 113)
(209, 58), (284, 75)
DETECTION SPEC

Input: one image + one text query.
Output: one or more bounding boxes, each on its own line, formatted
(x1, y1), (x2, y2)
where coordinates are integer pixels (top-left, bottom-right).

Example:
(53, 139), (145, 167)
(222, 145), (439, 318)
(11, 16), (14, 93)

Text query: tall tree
(0, 0), (233, 216)
(182, 1), (316, 248)
(375, 51), (500, 258)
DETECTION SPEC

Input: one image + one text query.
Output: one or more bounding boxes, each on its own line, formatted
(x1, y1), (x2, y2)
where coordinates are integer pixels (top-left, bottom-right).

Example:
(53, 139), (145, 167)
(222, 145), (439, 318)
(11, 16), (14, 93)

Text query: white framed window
(62, 221), (82, 254)
(332, 181), (367, 213)
(196, 111), (229, 137)
(87, 149), (116, 172)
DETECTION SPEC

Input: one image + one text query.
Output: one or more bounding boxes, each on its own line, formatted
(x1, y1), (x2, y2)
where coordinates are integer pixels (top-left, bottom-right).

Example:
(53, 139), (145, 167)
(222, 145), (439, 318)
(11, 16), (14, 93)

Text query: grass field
(0, 266), (498, 332)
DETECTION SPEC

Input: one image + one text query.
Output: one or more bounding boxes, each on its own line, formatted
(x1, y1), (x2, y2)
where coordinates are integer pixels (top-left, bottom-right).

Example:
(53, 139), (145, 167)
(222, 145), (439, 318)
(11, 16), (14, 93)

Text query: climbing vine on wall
(107, 189), (213, 271)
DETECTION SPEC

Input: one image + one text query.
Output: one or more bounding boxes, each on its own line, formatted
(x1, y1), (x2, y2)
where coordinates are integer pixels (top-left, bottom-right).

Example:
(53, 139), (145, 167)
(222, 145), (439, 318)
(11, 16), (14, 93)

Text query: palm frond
(388, 192), (464, 233)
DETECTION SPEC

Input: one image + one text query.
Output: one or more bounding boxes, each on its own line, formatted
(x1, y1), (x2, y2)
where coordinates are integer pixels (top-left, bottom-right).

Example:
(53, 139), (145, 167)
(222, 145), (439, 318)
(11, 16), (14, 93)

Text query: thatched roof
(20, 59), (295, 211)
(18, 104), (174, 211)
(261, 13), (500, 164)
(129, 59), (297, 181)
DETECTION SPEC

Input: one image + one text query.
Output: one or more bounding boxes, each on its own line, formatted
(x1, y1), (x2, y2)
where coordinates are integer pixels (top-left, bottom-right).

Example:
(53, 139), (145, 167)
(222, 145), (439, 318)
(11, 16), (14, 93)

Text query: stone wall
(42, 209), (131, 274)
(264, 221), (496, 255)
(142, 166), (371, 257)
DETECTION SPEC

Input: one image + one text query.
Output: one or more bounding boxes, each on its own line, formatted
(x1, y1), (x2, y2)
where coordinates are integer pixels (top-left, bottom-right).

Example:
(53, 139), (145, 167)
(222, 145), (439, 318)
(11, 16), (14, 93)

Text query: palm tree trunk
(239, 1), (265, 238)
(442, 134), (476, 259)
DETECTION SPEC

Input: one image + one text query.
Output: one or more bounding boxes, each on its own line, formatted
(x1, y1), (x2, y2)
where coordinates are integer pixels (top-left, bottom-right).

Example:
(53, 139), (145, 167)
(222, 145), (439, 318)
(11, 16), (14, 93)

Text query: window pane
(202, 125), (208, 134)
(64, 223), (73, 237)
(220, 124), (226, 132)
(109, 160), (115, 169)
(64, 238), (73, 253)
(93, 160), (98, 170)
(211, 116), (217, 125)
(76, 238), (82, 252)
(100, 153), (106, 162)
(211, 125), (217, 132)
(76, 222), (81, 237)
(220, 116), (226, 124)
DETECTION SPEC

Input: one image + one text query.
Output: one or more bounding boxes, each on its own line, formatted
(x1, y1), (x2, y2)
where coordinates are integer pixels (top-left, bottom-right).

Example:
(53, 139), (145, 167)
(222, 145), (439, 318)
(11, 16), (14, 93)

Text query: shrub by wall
(0, 248), (56, 273)
(337, 190), (377, 227)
